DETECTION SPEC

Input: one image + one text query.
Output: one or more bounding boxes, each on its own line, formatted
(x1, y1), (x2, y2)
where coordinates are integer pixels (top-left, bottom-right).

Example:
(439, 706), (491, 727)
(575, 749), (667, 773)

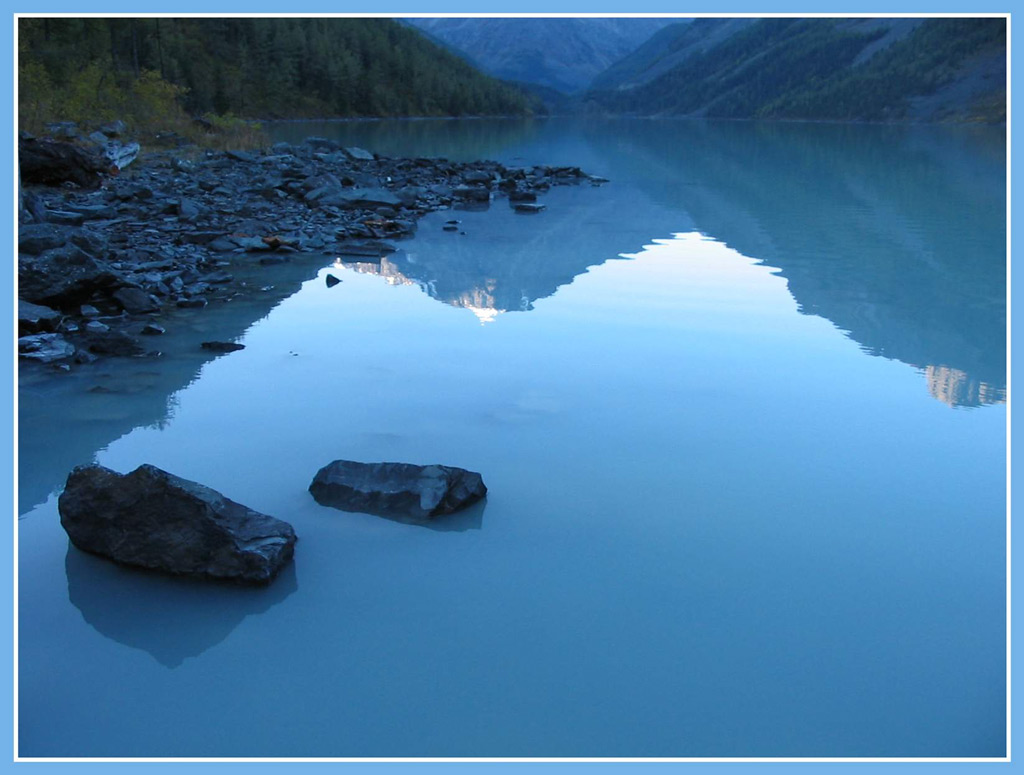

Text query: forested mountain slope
(585, 17), (1005, 122)
(19, 17), (538, 122)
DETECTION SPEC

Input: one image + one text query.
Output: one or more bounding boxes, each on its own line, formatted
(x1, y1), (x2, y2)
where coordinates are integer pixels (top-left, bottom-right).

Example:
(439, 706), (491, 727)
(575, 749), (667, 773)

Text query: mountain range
(583, 17), (1006, 122)
(18, 16), (1007, 133)
(407, 18), (680, 95)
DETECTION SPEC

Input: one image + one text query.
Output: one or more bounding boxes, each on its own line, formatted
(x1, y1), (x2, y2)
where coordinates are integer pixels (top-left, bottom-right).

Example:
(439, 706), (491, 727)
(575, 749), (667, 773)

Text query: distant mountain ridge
(407, 18), (681, 95)
(588, 18), (756, 92)
(584, 17), (1005, 123)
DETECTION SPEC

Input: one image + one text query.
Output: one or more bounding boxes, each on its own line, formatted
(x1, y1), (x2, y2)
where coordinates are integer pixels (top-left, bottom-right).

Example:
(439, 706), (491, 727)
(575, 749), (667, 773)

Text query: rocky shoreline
(18, 131), (606, 371)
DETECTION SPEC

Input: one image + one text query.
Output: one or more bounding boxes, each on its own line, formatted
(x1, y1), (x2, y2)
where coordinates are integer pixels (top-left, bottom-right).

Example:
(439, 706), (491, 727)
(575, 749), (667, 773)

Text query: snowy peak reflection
(924, 365), (1005, 409)
(337, 257), (512, 325)
(585, 120), (1006, 408)
(333, 188), (645, 325)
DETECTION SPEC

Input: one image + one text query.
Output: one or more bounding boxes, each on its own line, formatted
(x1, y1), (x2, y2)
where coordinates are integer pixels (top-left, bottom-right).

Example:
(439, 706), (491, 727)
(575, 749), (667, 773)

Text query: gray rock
(47, 210), (85, 227)
(20, 190), (47, 224)
(301, 172), (343, 193)
(19, 333), (75, 363)
(318, 188), (403, 210)
(181, 231), (223, 245)
(66, 203), (117, 220)
(343, 146), (375, 161)
(201, 341), (245, 353)
(19, 223), (69, 255)
(304, 184), (340, 203)
(84, 320), (109, 333)
(112, 287), (159, 314)
(308, 460), (487, 523)
(235, 237), (272, 252)
(67, 228), (108, 258)
(453, 185), (490, 203)
(102, 141), (140, 170)
(87, 330), (146, 357)
(462, 170), (493, 185)
(176, 197), (201, 221)
(514, 203), (546, 214)
(58, 464), (297, 585)
(208, 238), (239, 252)
(141, 323), (166, 336)
(19, 244), (123, 309)
(225, 149), (257, 163)
(18, 300), (62, 334)
(395, 186), (425, 207)
(80, 304), (100, 317)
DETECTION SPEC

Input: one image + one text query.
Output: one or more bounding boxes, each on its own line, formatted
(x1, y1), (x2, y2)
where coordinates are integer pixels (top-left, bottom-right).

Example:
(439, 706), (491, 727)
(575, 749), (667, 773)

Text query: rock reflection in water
(420, 498), (486, 532)
(65, 545), (298, 668)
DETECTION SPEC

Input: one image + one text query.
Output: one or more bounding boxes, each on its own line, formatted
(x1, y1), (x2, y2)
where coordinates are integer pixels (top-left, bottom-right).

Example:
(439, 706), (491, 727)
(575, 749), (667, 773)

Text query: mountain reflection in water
(18, 117), (1006, 758)
(314, 119), (1005, 408)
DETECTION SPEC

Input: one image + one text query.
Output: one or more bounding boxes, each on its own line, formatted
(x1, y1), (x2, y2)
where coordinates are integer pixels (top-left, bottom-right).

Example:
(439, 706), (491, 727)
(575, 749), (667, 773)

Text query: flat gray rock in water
(19, 332), (75, 363)
(309, 460), (487, 523)
(514, 202), (546, 213)
(59, 464), (296, 584)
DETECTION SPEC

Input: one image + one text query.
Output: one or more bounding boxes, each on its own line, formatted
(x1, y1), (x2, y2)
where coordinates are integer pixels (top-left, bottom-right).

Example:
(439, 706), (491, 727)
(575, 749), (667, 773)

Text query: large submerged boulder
(309, 460), (487, 524)
(58, 464), (297, 584)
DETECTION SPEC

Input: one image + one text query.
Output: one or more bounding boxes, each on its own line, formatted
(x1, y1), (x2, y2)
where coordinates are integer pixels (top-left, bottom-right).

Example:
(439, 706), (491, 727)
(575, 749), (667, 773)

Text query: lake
(17, 118), (1007, 758)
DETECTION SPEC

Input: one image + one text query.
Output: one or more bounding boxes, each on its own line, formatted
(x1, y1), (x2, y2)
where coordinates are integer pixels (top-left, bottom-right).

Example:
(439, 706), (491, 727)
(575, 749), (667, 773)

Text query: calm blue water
(18, 118), (1006, 757)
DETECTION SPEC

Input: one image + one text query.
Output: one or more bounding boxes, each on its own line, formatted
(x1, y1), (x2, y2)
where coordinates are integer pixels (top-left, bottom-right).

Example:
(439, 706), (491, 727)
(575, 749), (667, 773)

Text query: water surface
(18, 118), (1006, 757)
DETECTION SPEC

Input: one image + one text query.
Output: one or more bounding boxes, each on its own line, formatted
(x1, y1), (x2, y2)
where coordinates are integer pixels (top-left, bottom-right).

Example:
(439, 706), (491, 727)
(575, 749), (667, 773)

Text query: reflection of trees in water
(579, 119), (1006, 405)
